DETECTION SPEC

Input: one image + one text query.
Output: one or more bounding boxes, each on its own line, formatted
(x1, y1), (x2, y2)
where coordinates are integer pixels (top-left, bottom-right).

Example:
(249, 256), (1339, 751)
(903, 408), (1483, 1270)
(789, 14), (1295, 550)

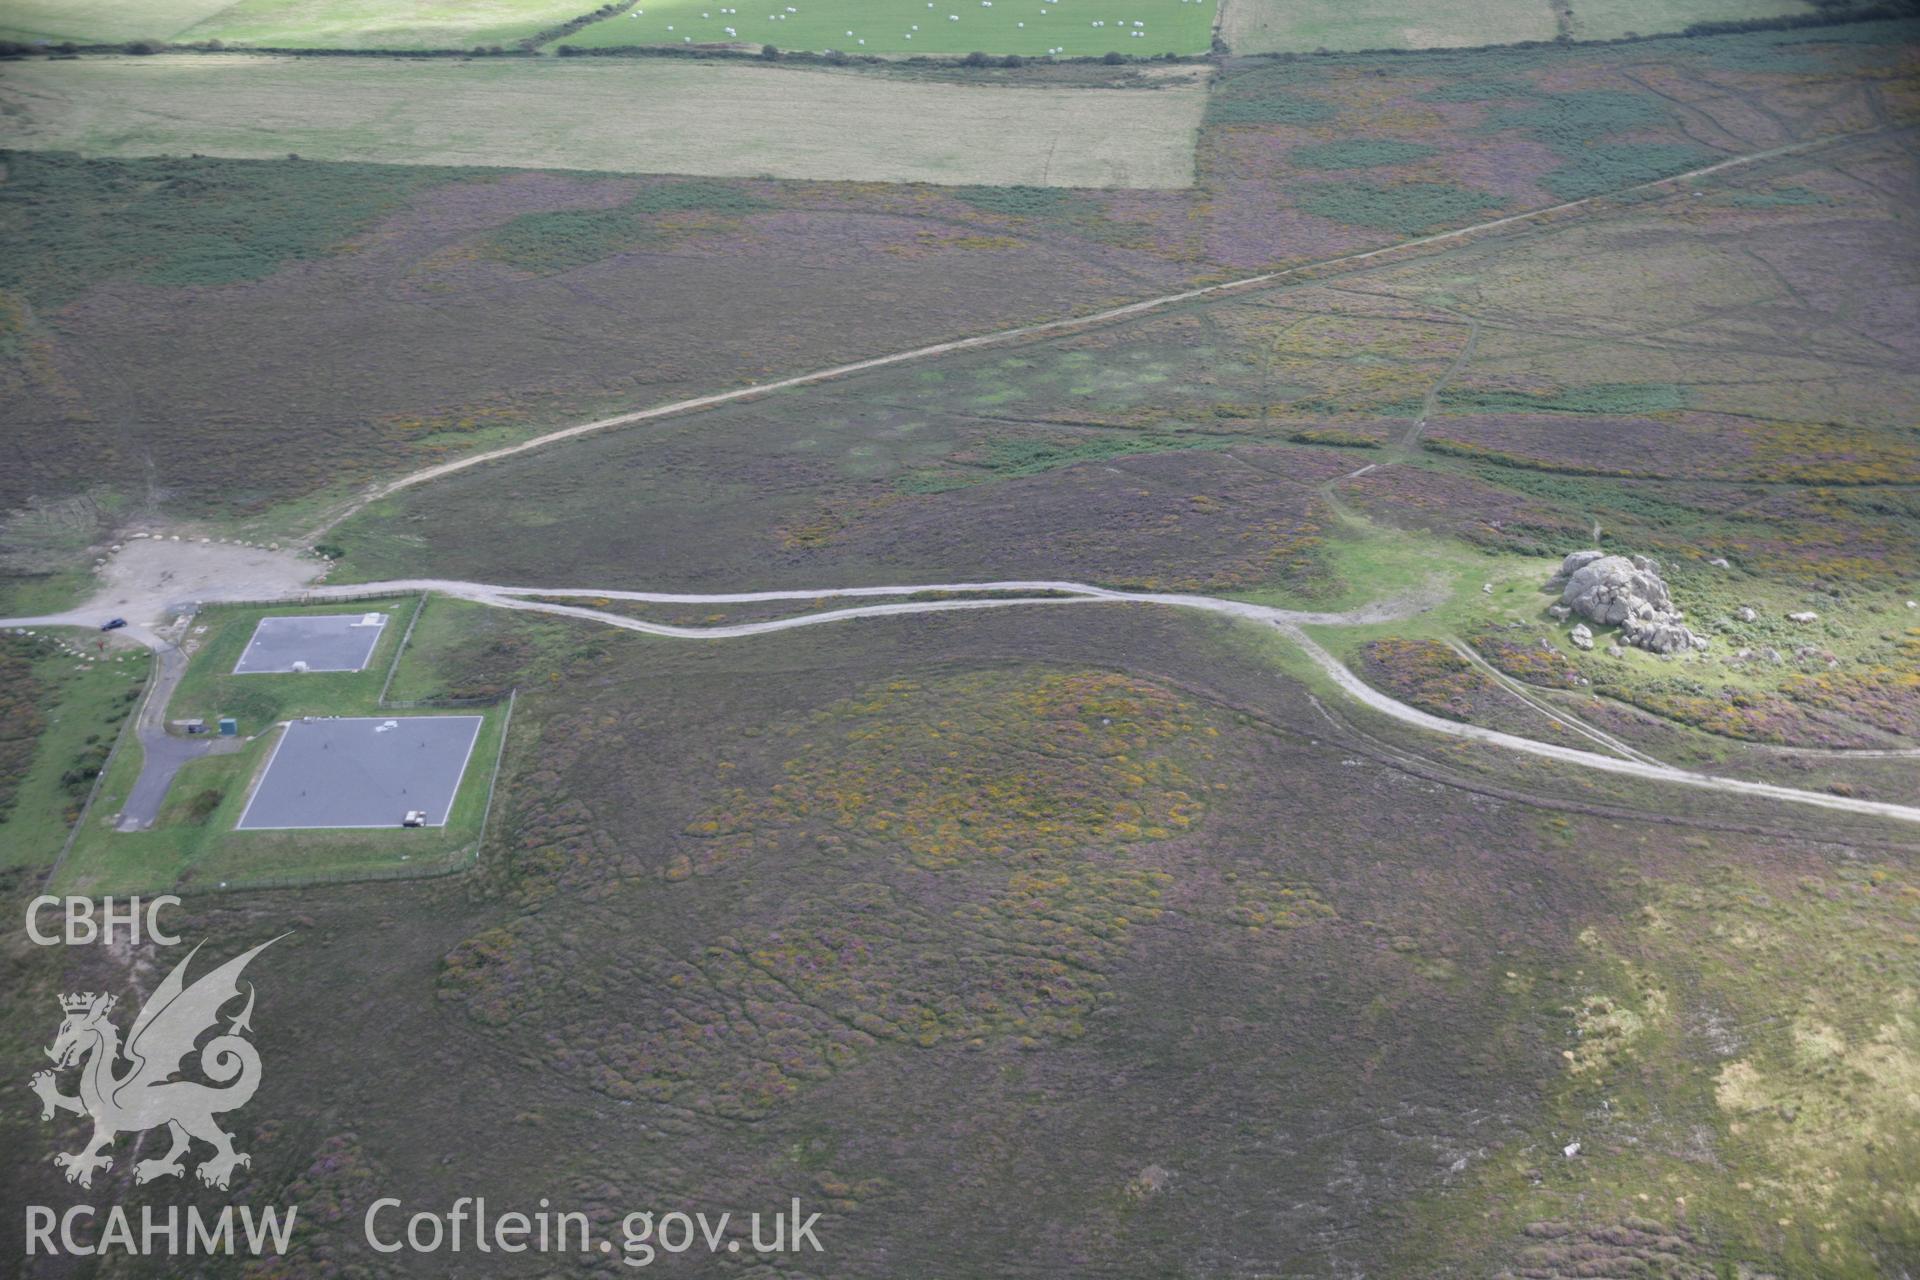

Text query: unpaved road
(307, 128), (1887, 537)
(117, 661), (245, 831)
(336, 576), (1920, 826)
(10, 126), (1911, 839)
(1277, 625), (1920, 827)
(12, 556), (1918, 827)
(1443, 638), (1664, 766)
(16, 558), (1908, 829)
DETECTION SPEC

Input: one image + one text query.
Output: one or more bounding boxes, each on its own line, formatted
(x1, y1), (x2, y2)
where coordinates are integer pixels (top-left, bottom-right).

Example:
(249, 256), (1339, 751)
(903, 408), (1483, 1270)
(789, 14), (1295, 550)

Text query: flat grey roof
(233, 613), (388, 675)
(235, 715), (483, 830)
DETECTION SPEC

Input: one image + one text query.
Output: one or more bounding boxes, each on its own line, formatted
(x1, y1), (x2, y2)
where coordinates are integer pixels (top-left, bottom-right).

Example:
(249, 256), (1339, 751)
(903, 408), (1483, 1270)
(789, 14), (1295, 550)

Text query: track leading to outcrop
(13, 569), (1919, 829)
(276, 574), (1920, 829)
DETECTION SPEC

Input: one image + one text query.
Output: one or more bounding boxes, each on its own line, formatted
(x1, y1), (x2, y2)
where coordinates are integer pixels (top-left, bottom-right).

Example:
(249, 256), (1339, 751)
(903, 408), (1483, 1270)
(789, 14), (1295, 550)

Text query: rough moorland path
(253, 574), (1920, 828)
(12, 566), (1920, 833)
(303, 127), (1895, 539)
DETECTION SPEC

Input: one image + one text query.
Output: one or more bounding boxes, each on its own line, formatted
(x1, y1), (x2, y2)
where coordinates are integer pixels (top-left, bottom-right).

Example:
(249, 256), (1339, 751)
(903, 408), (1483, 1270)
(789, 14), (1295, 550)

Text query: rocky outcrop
(1548, 551), (1708, 656)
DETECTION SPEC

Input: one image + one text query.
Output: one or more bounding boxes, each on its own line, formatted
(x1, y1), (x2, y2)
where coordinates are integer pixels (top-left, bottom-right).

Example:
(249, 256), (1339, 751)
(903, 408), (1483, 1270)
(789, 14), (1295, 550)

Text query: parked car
(100, 618), (127, 632)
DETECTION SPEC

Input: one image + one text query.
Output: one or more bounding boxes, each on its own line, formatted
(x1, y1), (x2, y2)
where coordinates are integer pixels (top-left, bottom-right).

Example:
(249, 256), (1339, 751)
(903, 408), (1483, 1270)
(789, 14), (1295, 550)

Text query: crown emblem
(35, 937), (281, 1192)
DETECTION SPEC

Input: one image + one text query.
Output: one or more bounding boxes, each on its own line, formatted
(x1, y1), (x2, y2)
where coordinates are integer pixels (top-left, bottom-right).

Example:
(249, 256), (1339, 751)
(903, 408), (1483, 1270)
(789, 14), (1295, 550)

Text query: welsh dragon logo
(31, 937), (280, 1191)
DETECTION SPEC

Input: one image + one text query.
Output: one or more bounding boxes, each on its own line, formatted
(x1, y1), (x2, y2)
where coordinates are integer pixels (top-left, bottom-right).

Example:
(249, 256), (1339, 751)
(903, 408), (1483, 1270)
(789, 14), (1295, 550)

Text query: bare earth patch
(4, 539), (320, 631)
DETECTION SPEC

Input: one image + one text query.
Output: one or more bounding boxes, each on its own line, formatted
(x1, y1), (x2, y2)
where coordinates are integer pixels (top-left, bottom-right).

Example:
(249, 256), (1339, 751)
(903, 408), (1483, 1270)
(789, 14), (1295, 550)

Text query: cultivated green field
(0, 0), (1835, 51)
(1217, 0), (1556, 52)
(184, 0), (592, 48)
(1216, 0), (1829, 49)
(0, 0), (587, 47)
(0, 54), (1207, 186)
(0, 0), (234, 44)
(564, 0), (1218, 56)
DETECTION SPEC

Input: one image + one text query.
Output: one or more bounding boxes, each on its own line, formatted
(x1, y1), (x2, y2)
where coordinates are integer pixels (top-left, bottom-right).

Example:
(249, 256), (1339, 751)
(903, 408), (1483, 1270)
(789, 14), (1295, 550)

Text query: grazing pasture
(182, 0), (594, 49)
(1217, 0), (1832, 50)
(0, 54), (1205, 186)
(0, 0), (236, 44)
(0, 0), (589, 47)
(1217, 0), (1556, 53)
(562, 0), (1218, 56)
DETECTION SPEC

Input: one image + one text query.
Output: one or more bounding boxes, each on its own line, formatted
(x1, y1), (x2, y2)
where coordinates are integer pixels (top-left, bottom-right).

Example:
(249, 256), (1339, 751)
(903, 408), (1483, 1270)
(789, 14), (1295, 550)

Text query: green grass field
(185, 0), (594, 49)
(0, 0), (234, 43)
(0, 566), (95, 620)
(0, 0), (1830, 51)
(0, 0), (589, 48)
(0, 634), (148, 869)
(563, 0), (1217, 56)
(1218, 0), (1555, 52)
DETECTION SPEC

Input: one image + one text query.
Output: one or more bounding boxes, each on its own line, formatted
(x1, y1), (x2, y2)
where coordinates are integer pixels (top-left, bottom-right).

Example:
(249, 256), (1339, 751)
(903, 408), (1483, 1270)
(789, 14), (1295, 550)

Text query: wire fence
(204, 590), (420, 609)
(376, 592), (428, 706)
(114, 843), (485, 900)
(46, 587), (519, 900)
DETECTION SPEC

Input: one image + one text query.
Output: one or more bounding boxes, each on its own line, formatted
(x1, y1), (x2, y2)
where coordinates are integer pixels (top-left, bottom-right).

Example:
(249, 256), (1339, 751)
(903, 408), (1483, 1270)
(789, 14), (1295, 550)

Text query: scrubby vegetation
(3, 24), (1917, 1276)
(444, 667), (1226, 1117)
(951, 184), (1085, 217)
(1289, 139), (1438, 169)
(0, 151), (478, 307)
(1297, 181), (1504, 233)
(1359, 636), (1494, 720)
(1588, 641), (1920, 747)
(1420, 853), (1920, 1278)
(481, 178), (772, 273)
(0, 633), (143, 866)
(0, 638), (49, 823)
(1207, 92), (1337, 125)
(897, 431), (1232, 492)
